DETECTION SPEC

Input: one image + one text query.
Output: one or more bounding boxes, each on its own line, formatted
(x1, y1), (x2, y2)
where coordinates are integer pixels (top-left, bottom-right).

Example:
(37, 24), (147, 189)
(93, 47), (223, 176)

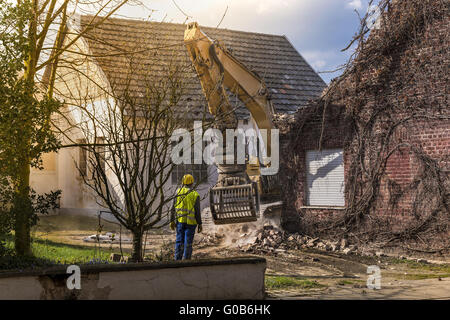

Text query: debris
(376, 251), (387, 257)
(120, 256), (130, 263)
(198, 233), (220, 246)
(263, 223), (274, 230)
(237, 226), (366, 256)
(109, 253), (122, 262)
(362, 250), (375, 256)
(329, 242), (340, 252)
(417, 258), (428, 264)
(342, 248), (353, 255)
(83, 233), (132, 244)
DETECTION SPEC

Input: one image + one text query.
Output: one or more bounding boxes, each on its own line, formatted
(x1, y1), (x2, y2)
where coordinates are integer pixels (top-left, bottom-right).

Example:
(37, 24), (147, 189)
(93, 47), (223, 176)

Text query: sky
(112, 0), (378, 84)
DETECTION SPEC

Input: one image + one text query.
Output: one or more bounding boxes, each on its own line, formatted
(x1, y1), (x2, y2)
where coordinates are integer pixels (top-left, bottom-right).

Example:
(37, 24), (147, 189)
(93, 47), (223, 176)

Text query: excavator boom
(184, 22), (277, 224)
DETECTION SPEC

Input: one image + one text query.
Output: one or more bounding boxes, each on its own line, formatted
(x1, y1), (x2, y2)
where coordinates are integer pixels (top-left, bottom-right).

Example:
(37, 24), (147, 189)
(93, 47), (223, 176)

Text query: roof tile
(79, 16), (326, 118)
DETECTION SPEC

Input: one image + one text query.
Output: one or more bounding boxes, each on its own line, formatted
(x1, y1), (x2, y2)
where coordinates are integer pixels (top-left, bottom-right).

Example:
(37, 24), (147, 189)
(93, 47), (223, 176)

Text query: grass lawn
(390, 258), (450, 273)
(265, 275), (327, 290)
(1, 234), (125, 271)
(1, 214), (171, 271)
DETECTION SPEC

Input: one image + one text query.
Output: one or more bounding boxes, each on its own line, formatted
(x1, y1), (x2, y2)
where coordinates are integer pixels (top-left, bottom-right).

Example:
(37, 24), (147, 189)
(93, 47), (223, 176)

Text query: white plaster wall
(99, 263), (265, 300)
(0, 276), (43, 300)
(31, 27), (120, 216)
(30, 24), (264, 221)
(29, 120), (258, 220)
(0, 260), (266, 300)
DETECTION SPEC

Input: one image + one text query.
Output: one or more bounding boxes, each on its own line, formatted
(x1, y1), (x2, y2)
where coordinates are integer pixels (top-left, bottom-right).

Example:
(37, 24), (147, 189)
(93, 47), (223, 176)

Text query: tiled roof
(79, 16), (326, 119)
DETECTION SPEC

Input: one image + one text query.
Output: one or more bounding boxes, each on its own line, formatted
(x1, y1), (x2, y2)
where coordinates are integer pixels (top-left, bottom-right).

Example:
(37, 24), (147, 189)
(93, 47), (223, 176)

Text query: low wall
(0, 257), (266, 300)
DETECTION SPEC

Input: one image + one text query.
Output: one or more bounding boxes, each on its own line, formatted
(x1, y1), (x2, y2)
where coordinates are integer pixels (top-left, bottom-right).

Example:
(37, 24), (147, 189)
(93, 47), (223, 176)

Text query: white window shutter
(306, 149), (345, 206)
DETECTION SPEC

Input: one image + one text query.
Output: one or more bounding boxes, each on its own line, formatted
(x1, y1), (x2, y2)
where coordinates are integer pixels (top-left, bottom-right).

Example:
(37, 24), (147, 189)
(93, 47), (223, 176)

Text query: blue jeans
(175, 222), (197, 260)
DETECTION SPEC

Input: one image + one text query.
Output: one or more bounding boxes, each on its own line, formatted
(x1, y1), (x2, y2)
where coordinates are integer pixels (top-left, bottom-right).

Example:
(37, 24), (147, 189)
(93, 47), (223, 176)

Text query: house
(280, 0), (449, 247)
(30, 15), (326, 219)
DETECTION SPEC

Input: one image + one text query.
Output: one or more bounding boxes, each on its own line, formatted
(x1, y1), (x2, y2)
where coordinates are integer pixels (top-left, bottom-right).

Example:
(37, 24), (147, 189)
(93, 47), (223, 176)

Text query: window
(95, 137), (106, 172)
(78, 139), (87, 177)
(78, 137), (106, 177)
(172, 163), (209, 185)
(171, 140), (209, 185)
(306, 149), (345, 206)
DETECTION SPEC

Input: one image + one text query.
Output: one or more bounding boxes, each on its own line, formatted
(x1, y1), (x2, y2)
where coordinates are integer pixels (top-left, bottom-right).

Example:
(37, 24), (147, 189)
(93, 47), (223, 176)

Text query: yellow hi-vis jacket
(175, 187), (200, 225)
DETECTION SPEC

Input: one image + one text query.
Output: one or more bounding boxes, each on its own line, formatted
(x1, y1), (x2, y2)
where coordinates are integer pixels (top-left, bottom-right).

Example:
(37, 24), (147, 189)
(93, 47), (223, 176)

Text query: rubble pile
(239, 224), (359, 255)
(197, 233), (222, 246)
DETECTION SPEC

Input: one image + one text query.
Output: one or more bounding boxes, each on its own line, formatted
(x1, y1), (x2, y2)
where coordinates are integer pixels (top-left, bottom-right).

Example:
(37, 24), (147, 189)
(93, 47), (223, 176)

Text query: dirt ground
(192, 236), (450, 300)
(34, 214), (449, 300)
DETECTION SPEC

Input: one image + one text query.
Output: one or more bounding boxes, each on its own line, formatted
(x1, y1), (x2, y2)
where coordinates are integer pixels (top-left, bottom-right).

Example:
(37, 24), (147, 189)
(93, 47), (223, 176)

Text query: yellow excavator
(184, 22), (279, 225)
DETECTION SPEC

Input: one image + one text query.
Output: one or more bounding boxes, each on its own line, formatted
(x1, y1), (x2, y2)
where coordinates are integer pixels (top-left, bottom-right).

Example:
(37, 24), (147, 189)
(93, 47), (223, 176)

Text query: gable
(77, 15), (326, 119)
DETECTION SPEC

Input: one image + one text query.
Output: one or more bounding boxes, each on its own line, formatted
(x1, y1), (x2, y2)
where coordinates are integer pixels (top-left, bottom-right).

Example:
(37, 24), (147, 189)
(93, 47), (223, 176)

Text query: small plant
(146, 240), (175, 262)
(336, 279), (364, 286)
(265, 275), (326, 290)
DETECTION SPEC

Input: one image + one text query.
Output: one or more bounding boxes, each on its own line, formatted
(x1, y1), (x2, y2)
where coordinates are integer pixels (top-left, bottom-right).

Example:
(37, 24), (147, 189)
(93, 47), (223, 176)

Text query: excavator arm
(184, 22), (275, 158)
(184, 22), (277, 224)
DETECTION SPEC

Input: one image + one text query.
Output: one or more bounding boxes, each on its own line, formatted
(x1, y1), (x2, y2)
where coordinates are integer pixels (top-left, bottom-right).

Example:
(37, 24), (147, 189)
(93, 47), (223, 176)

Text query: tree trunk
(131, 229), (144, 262)
(14, 39), (36, 256)
(14, 162), (32, 256)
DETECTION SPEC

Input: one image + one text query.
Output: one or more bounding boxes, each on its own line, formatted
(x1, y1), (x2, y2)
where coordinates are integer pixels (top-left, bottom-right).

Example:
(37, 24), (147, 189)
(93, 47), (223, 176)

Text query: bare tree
(74, 57), (205, 261)
(47, 12), (243, 262)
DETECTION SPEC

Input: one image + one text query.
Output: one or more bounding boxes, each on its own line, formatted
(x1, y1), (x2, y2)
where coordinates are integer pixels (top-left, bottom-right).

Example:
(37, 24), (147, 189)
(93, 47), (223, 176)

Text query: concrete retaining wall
(0, 257), (266, 300)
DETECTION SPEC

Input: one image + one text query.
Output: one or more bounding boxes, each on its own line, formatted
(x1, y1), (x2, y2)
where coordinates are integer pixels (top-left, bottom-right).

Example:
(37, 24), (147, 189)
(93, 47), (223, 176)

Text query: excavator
(184, 22), (280, 225)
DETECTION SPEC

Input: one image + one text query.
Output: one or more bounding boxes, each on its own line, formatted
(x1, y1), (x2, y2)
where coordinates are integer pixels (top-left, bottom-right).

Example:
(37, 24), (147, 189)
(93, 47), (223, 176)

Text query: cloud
(116, 0), (365, 84)
(347, 0), (363, 10)
(302, 48), (357, 84)
(247, 0), (290, 15)
(303, 50), (343, 71)
(311, 60), (327, 70)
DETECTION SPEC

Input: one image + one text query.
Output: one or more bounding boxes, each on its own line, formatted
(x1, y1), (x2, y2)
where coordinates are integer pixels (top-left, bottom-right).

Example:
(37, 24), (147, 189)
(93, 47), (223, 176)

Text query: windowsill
(300, 206), (346, 210)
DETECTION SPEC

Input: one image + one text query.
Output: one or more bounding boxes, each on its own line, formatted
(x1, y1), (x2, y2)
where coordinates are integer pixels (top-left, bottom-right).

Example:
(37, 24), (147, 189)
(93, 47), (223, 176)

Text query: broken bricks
(239, 226), (364, 257)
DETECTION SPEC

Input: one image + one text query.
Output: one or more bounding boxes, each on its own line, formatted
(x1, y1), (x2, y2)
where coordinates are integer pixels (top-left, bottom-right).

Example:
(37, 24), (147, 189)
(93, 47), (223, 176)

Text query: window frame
(305, 148), (345, 207)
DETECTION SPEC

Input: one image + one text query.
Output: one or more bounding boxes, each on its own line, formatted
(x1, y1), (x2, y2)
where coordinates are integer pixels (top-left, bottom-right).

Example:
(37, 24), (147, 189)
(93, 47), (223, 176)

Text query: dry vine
(281, 0), (449, 252)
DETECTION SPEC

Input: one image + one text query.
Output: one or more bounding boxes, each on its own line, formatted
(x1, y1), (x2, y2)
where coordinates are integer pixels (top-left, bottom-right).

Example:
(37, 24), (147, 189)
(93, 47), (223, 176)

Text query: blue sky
(115, 0), (377, 84)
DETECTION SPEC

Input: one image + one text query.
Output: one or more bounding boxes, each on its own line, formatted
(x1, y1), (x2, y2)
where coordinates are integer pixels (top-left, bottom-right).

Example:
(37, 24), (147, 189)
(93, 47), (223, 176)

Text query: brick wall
(376, 119), (450, 229)
(279, 1), (449, 240)
(279, 105), (351, 232)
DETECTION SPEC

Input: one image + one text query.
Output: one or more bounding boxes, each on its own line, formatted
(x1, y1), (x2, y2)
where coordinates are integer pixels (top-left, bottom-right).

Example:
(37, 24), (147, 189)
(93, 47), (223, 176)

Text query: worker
(170, 174), (202, 260)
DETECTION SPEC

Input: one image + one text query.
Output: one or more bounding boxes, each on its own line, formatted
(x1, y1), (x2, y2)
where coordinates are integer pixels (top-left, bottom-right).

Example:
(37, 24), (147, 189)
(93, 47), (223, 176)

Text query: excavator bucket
(209, 182), (260, 224)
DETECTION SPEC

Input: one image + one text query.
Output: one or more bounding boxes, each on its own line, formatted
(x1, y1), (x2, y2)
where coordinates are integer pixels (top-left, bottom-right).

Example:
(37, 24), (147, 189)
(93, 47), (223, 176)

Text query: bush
(0, 217), (13, 257)
(146, 240), (175, 262)
(0, 176), (60, 257)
